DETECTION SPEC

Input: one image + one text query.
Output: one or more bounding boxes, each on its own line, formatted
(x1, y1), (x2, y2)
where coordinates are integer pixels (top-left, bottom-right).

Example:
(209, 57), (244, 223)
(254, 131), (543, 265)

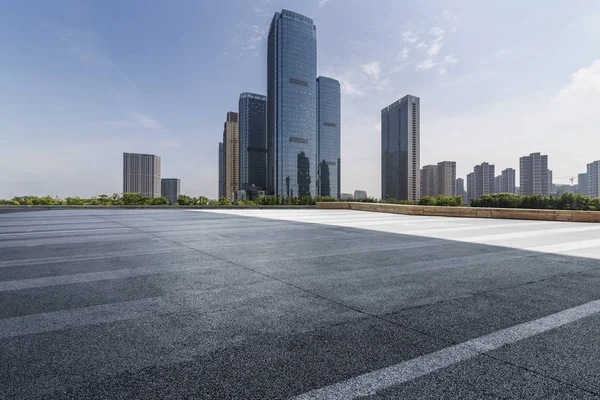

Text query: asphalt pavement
(1, 208), (600, 399)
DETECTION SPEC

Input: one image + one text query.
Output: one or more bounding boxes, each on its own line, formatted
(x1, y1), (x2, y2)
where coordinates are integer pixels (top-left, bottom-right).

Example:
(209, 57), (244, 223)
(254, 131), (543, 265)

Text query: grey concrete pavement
(1, 209), (600, 399)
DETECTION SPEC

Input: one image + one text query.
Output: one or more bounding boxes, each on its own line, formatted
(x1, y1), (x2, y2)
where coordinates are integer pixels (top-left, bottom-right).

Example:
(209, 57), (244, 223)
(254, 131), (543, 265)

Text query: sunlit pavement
(1, 209), (600, 399)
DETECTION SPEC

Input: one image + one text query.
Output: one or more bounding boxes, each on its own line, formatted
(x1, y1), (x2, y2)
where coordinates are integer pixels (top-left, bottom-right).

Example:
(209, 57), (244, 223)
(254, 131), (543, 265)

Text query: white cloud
(553, 59), (600, 103)
(427, 27), (445, 57)
(402, 28), (419, 44)
(438, 54), (459, 75)
(340, 79), (365, 96)
(319, 0), (331, 5)
(398, 47), (410, 61)
(361, 61), (381, 80)
(105, 113), (163, 131)
(242, 24), (268, 50)
(416, 58), (436, 71)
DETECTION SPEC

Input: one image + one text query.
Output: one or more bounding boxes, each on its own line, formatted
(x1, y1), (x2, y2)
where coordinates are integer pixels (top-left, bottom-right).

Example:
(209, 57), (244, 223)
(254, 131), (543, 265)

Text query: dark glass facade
(239, 93), (267, 191)
(317, 76), (341, 198)
(267, 10), (317, 197)
(381, 95), (420, 201)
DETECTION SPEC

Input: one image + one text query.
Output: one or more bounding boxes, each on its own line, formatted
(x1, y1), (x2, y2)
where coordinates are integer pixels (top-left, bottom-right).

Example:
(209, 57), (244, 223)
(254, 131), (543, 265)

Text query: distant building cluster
(121, 10), (599, 206)
(122, 152), (180, 204)
(217, 10), (341, 202)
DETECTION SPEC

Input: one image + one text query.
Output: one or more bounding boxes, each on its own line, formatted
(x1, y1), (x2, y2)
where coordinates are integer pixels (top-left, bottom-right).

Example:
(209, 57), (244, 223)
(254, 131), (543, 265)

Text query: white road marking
(294, 299), (600, 399)
(0, 227), (132, 236)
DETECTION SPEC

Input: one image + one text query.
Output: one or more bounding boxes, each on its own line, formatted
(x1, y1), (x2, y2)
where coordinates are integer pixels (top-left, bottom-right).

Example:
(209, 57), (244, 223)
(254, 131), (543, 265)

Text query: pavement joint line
(0, 227), (134, 236)
(0, 248), (195, 268)
(293, 298), (600, 399)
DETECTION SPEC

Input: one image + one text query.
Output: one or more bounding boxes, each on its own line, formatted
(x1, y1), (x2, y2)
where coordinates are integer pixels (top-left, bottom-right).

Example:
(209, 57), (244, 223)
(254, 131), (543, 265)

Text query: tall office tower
(494, 175), (503, 194)
(520, 152), (551, 195)
(123, 153), (161, 197)
(267, 10), (317, 197)
(381, 95), (421, 201)
(239, 93), (267, 193)
(588, 160), (600, 198)
(218, 142), (224, 199)
(474, 162), (495, 199)
(223, 112), (239, 201)
(578, 172), (589, 196)
(501, 168), (516, 193)
(420, 165), (438, 197)
(161, 178), (180, 204)
(456, 178), (465, 204)
(437, 161), (456, 196)
(466, 172), (475, 204)
(317, 76), (341, 198)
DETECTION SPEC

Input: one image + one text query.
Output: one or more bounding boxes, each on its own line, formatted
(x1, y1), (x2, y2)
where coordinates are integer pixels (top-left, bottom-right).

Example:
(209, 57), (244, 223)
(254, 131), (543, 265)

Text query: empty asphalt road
(1, 208), (600, 399)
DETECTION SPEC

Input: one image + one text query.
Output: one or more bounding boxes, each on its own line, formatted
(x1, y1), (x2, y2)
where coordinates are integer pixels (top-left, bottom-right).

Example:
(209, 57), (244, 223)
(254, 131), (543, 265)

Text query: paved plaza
(1, 208), (600, 399)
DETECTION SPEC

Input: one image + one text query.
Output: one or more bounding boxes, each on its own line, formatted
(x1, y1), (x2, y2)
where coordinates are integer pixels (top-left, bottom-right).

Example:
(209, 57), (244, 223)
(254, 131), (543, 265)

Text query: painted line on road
(0, 227), (133, 236)
(294, 298), (600, 399)
(0, 261), (224, 292)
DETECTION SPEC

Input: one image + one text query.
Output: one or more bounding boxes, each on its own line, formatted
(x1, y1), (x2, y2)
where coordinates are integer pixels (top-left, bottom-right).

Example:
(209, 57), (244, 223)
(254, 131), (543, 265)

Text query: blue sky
(1, 0), (599, 198)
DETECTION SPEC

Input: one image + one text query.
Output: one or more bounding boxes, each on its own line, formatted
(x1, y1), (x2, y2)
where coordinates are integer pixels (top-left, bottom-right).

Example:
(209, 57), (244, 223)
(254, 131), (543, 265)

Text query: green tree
(218, 197), (232, 206)
(177, 194), (193, 205)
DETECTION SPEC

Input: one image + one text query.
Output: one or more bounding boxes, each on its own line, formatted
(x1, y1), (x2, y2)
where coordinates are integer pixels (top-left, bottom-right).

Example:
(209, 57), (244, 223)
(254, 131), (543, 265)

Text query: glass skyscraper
(267, 10), (317, 197)
(381, 95), (420, 201)
(317, 76), (341, 198)
(239, 93), (267, 191)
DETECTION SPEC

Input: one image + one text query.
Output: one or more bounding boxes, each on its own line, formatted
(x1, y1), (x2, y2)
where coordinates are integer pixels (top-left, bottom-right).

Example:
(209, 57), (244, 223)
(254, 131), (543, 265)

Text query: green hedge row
(470, 193), (600, 211)
(0, 194), (466, 207)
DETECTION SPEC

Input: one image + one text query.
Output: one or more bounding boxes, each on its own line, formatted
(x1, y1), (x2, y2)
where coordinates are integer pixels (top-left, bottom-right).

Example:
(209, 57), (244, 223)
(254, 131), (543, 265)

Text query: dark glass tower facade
(317, 76), (341, 198)
(381, 95), (420, 201)
(239, 93), (267, 191)
(267, 10), (317, 197)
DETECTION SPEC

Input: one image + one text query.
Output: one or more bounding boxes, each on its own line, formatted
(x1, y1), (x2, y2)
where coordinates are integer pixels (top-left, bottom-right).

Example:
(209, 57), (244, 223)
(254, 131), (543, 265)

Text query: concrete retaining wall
(316, 202), (600, 223)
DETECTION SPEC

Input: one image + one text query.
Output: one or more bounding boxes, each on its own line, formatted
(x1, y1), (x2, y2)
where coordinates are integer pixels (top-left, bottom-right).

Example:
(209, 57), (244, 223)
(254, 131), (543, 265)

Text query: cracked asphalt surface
(1, 208), (600, 399)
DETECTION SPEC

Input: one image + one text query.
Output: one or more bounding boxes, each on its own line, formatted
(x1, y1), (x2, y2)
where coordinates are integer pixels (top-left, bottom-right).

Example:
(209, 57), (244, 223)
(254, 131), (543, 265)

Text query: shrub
(418, 196), (437, 206)
(148, 197), (169, 205)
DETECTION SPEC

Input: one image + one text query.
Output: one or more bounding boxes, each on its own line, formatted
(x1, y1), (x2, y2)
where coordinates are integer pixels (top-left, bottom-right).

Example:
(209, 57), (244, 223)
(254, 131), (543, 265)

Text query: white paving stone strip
(294, 299), (600, 399)
(195, 210), (600, 259)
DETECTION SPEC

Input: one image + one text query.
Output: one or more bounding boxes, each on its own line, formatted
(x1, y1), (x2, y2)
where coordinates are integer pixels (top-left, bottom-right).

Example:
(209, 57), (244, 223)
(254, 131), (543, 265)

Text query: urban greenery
(0, 194), (464, 207)
(470, 193), (600, 211)
(5, 193), (598, 211)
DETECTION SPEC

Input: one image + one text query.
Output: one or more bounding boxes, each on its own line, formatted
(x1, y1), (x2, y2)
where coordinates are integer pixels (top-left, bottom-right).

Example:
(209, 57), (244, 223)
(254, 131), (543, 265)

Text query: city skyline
(1, 1), (600, 199)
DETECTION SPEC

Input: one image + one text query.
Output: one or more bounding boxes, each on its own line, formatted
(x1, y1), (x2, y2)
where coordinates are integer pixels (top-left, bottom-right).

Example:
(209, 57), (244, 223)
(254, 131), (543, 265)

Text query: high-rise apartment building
(473, 162), (495, 199)
(578, 172), (589, 196)
(520, 152), (551, 195)
(494, 175), (503, 194)
(501, 168), (516, 193)
(466, 172), (475, 204)
(381, 95), (420, 201)
(161, 178), (180, 204)
(420, 165), (438, 197)
(437, 161), (456, 196)
(239, 93), (267, 193)
(267, 10), (317, 197)
(317, 76), (341, 198)
(218, 142), (224, 199)
(223, 112), (239, 201)
(456, 178), (465, 204)
(123, 153), (161, 197)
(588, 160), (600, 198)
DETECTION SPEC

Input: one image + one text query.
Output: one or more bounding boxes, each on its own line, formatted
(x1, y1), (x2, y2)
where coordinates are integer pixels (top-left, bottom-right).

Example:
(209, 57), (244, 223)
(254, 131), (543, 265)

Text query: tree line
(3, 192), (599, 211)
